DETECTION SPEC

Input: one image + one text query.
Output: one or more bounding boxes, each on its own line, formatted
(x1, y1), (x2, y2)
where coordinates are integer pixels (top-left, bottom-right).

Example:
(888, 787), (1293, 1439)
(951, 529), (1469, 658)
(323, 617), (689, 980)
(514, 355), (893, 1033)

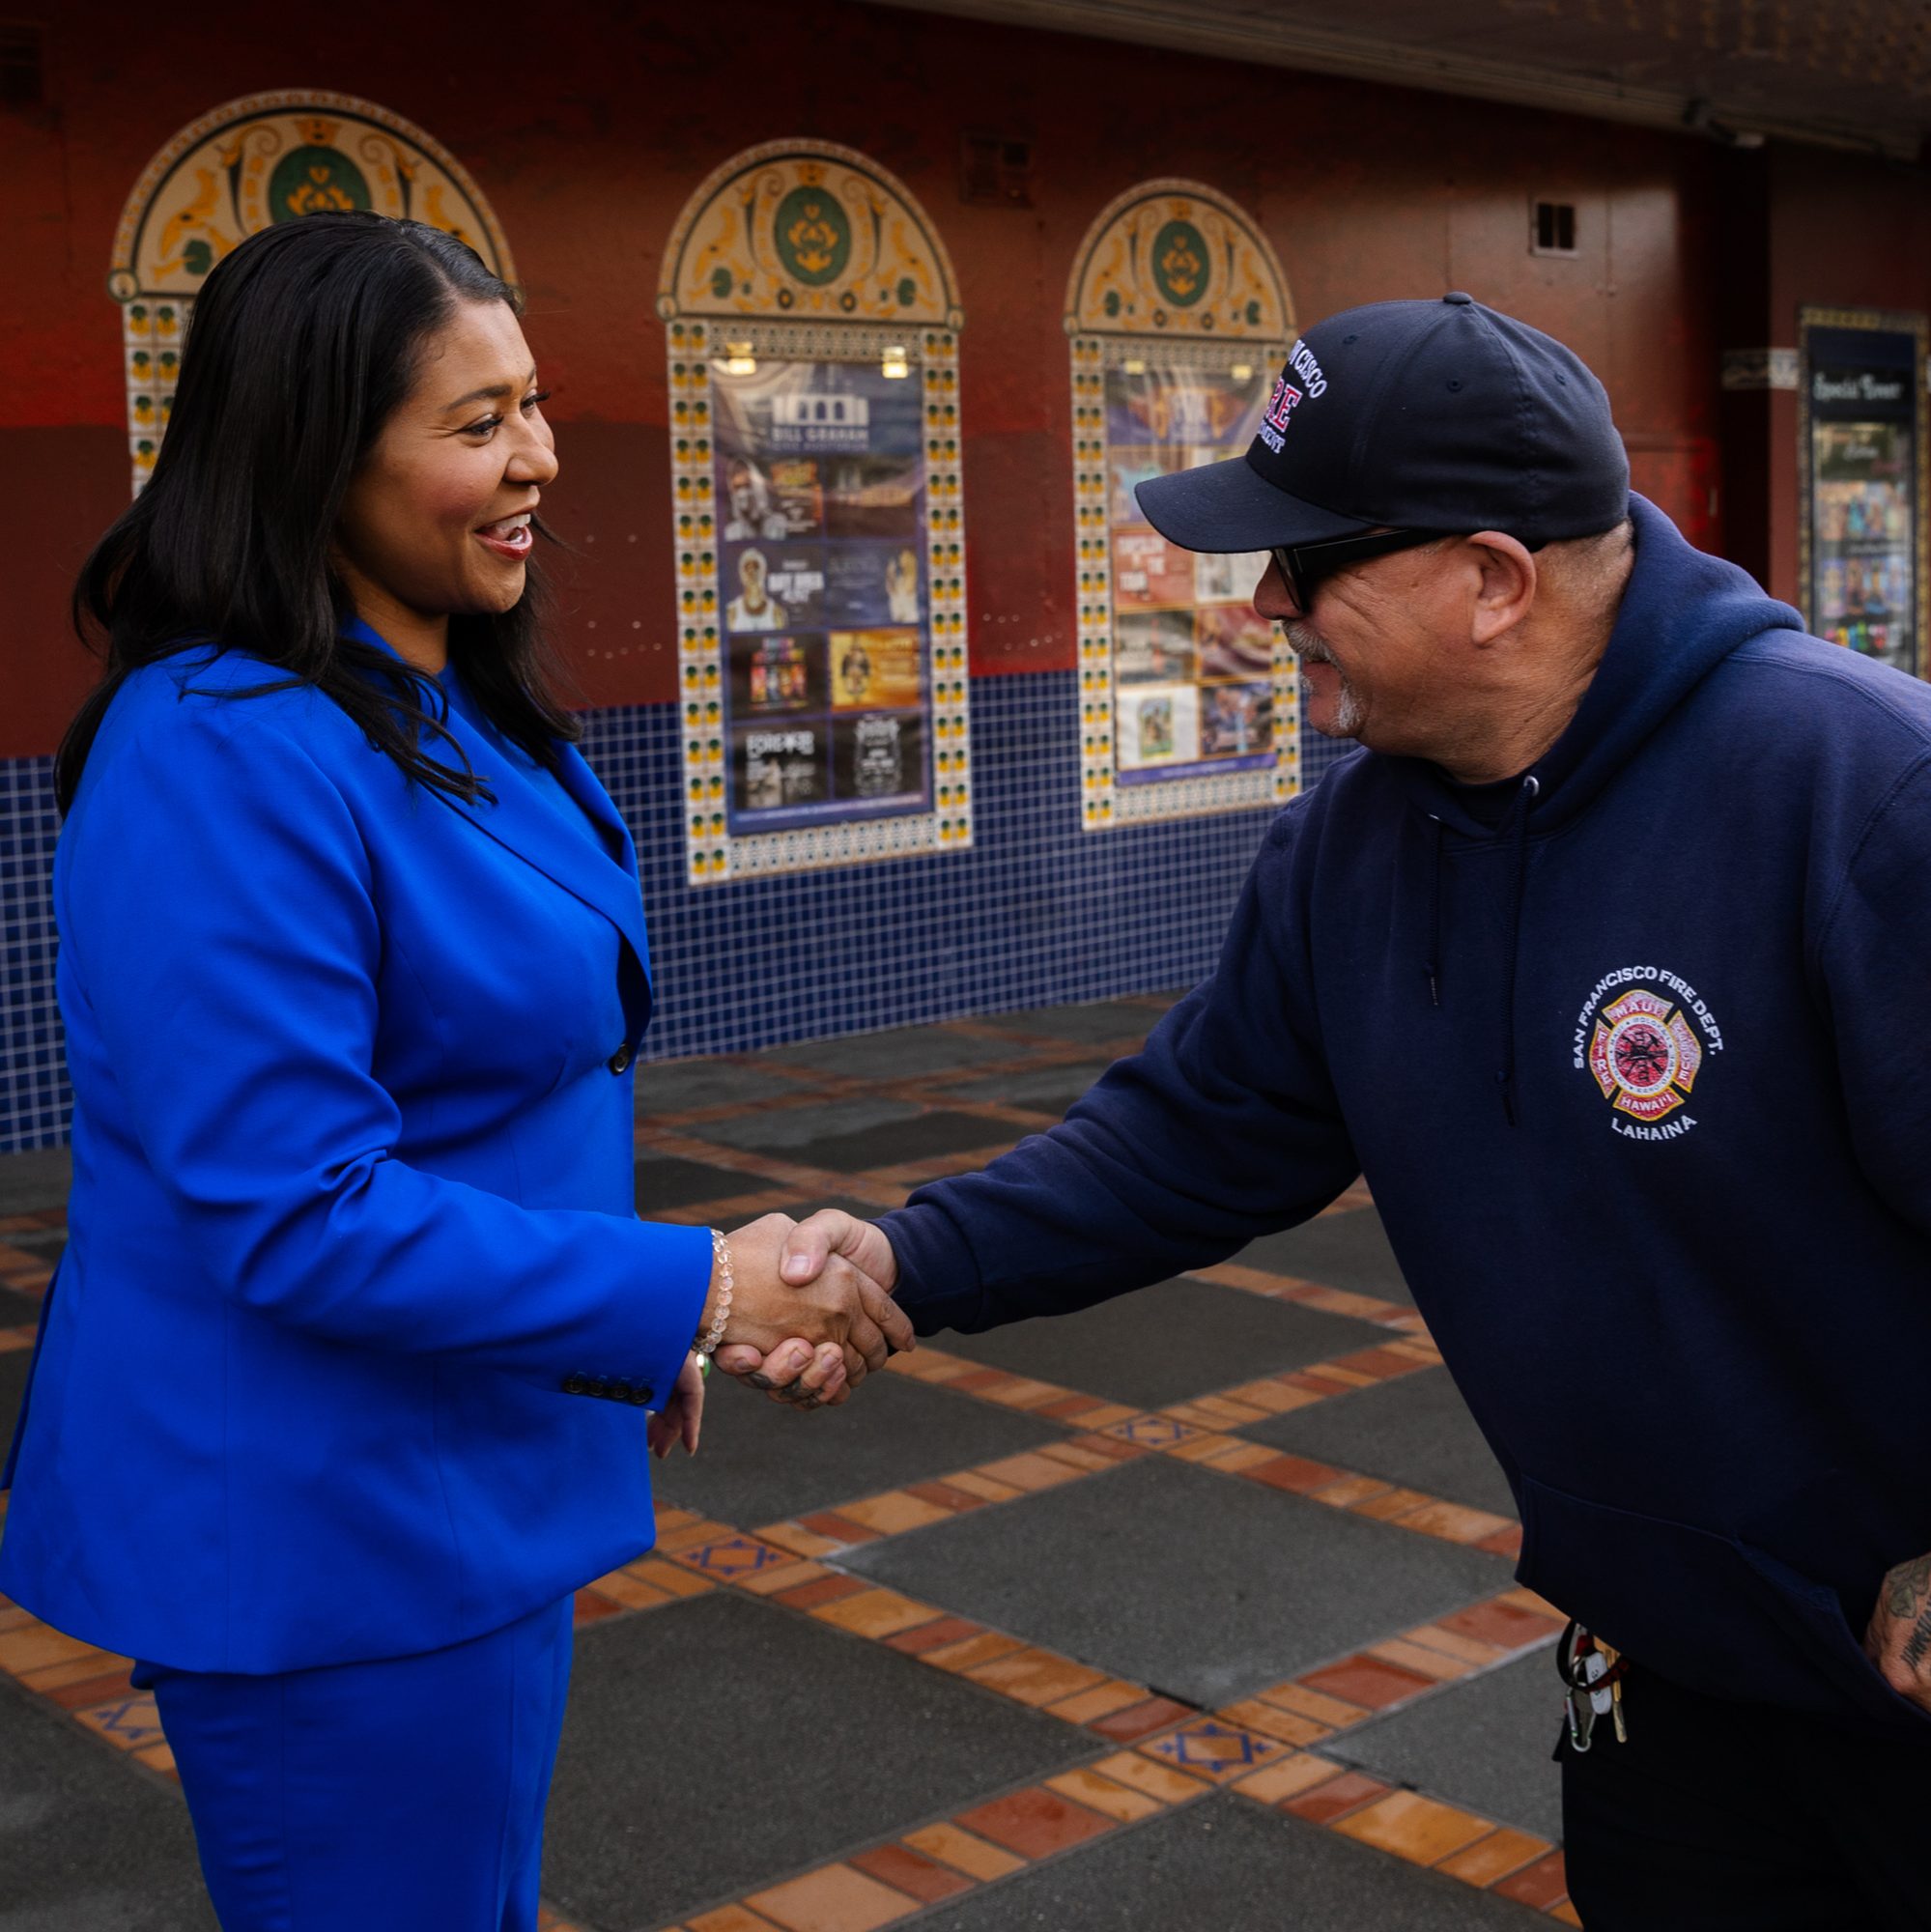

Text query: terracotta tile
(1044, 1680), (1150, 1725)
(1313, 1474), (1397, 1510)
(1089, 1694), (1196, 1742)
(625, 1557), (715, 1599)
(810, 1588), (940, 1640)
(1550, 1902), (1584, 1925)
(947, 1368), (1021, 1395)
(1439, 1599), (1566, 1653)
(1494, 1851), (1571, 1910)
(1222, 1378), (1325, 1416)
(1351, 1487), (1437, 1522)
(777, 1576), (870, 1610)
(836, 1492), (953, 1537)
(0, 1625), (97, 1676)
(954, 1786), (1114, 1859)
(1229, 1753), (1349, 1805)
(941, 1469), (1024, 1504)
(1243, 1454), (1346, 1495)
(72, 1692), (167, 1751)
(1330, 1346), (1429, 1380)
(1142, 1719), (1290, 1782)
(1254, 1680), (1372, 1727)
(656, 1517), (738, 1552)
(1478, 1525), (1526, 1558)
(847, 1845), (974, 1905)
(671, 1535), (806, 1585)
(798, 1512), (881, 1546)
(132, 1740), (177, 1776)
(1369, 1637), (1472, 1681)
(883, 1350), (975, 1383)
(884, 1616), (983, 1655)
(1164, 1432), (1251, 1465)
(902, 1824), (1025, 1883)
(1497, 1585), (1566, 1621)
(1063, 1403), (1139, 1431)
(1282, 1370), (1356, 1396)
(1044, 1767), (1164, 1823)
(923, 1632), (1028, 1674)
(1397, 1501), (1519, 1546)
(687, 1908), (784, 1932)
(1103, 1414), (1203, 1450)
(972, 1452), (1086, 1492)
(1162, 1399), (1264, 1432)
(589, 1570), (674, 1612)
(1034, 1439), (1120, 1473)
(1282, 1770), (1391, 1825)
(0, 1330), (33, 1354)
(572, 1588), (623, 1626)
(980, 1378), (1071, 1411)
(755, 1521), (847, 1559)
(47, 1668), (139, 1710)
(735, 1560), (834, 1598)
(1333, 1790), (1494, 1866)
(1299, 1655), (1435, 1711)
(1092, 1750), (1208, 1804)
(1214, 1698), (1330, 1747)
(903, 1481), (994, 1514)
(16, 1648), (129, 1691)
(1035, 1394), (1114, 1422)
(1435, 1828), (1552, 1886)
(964, 1649), (1106, 1708)
(1404, 1624), (1508, 1668)
(745, 1863), (917, 1932)
(1294, 1287), (1393, 1321)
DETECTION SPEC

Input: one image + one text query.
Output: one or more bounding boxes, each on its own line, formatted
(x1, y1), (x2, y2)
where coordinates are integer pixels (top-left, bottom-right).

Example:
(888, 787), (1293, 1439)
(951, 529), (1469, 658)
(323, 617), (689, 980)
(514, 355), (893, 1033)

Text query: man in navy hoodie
(734, 296), (1931, 1923)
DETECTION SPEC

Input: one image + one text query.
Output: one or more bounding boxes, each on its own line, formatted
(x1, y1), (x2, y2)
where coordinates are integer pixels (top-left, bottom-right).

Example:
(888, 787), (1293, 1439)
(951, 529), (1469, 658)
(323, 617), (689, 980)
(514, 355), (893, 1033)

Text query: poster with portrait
(1803, 314), (1925, 678)
(1104, 363), (1276, 785)
(713, 357), (933, 834)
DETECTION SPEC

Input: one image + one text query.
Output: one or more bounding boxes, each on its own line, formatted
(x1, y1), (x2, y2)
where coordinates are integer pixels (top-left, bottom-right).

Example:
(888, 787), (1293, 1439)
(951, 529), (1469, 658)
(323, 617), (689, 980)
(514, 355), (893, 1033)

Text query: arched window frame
(658, 139), (971, 886)
(108, 90), (515, 497)
(1066, 181), (1298, 830)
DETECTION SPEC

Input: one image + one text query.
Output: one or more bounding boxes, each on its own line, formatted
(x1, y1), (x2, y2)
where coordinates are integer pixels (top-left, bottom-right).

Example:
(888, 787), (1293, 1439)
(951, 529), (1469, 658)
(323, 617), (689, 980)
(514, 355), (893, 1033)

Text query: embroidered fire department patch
(1573, 970), (1724, 1140)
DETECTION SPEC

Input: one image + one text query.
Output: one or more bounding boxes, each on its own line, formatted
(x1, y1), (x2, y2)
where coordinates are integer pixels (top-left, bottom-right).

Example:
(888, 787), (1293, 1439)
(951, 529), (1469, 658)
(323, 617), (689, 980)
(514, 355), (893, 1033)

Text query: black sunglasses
(1269, 528), (1450, 611)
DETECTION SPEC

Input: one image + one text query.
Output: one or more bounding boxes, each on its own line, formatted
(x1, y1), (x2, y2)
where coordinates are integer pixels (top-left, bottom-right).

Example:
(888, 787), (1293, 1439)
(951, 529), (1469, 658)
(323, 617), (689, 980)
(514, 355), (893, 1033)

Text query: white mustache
(1286, 622), (1332, 666)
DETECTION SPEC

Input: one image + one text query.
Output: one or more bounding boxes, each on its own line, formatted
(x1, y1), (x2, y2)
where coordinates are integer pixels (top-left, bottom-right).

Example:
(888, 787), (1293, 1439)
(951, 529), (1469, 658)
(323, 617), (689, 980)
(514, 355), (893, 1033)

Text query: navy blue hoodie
(883, 496), (1931, 1738)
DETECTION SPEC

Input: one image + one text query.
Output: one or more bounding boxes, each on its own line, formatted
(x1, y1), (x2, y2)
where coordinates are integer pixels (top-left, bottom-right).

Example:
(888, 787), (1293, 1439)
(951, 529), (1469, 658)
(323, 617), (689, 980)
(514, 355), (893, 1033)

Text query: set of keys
(1559, 1621), (1629, 1751)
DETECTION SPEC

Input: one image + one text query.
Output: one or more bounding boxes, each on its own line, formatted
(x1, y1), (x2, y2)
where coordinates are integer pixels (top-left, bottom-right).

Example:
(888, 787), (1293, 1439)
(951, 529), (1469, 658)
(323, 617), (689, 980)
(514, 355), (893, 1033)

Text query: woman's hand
(646, 1351), (705, 1460)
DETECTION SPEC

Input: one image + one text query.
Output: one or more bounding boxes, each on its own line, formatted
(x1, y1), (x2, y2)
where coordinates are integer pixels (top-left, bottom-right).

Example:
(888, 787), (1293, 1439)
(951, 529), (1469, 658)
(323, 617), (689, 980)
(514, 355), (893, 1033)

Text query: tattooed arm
(1864, 1552), (1931, 1711)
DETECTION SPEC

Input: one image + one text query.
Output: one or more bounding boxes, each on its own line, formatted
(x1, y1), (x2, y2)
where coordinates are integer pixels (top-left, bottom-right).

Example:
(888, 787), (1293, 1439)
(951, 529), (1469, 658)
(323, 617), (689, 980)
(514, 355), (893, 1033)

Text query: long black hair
(57, 212), (578, 812)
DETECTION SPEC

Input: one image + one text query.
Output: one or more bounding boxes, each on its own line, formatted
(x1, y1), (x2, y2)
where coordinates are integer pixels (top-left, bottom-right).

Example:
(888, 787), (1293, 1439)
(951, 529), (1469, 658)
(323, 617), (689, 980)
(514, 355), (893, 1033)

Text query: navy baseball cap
(1135, 293), (1630, 553)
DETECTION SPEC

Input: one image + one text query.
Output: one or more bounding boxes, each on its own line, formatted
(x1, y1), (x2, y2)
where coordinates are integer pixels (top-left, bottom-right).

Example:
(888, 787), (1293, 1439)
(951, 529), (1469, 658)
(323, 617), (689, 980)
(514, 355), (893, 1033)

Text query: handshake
(709, 1209), (909, 1409)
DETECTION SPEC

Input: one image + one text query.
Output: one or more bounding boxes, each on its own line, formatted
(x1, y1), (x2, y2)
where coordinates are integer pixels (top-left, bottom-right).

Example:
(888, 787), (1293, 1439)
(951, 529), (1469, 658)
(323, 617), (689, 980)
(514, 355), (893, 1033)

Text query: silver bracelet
(697, 1229), (733, 1357)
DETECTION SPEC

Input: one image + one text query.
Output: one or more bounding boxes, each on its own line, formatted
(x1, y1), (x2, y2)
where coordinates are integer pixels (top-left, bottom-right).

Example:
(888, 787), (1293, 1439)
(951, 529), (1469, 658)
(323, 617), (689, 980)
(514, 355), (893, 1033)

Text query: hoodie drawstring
(1496, 775), (1540, 1127)
(1422, 815), (1445, 1008)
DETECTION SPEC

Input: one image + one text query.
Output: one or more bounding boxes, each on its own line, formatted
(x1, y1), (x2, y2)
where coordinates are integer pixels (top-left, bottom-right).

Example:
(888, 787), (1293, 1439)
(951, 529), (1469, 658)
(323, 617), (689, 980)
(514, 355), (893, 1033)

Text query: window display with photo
(714, 357), (932, 833)
(1105, 365), (1275, 786)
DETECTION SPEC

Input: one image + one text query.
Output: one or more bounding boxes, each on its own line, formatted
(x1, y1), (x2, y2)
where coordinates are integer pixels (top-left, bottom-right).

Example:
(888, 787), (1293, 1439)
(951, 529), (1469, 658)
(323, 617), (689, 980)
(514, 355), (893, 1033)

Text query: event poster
(1106, 365), (1274, 782)
(714, 357), (931, 831)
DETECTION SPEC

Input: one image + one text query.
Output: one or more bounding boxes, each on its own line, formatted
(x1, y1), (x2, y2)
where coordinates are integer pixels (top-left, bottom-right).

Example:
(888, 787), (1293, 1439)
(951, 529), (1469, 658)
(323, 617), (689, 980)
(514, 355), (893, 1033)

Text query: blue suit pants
(137, 1596), (574, 1931)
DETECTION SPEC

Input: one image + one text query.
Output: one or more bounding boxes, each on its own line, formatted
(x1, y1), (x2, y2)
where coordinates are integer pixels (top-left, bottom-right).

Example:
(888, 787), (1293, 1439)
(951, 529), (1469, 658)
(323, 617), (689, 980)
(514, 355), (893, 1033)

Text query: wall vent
(961, 133), (1034, 208)
(1532, 199), (1578, 256)
(0, 23), (43, 109)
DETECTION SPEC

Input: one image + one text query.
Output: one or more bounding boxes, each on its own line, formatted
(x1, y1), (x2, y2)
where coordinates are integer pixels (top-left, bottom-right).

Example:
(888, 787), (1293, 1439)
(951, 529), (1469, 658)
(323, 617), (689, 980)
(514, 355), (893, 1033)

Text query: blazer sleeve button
(607, 1044), (635, 1074)
(608, 1378), (632, 1404)
(630, 1384), (654, 1406)
(562, 1373), (589, 1395)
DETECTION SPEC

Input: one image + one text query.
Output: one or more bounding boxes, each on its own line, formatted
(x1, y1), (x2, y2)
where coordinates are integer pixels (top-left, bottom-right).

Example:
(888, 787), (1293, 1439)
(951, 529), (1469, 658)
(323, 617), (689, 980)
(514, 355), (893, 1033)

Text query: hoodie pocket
(1519, 1473), (1931, 1738)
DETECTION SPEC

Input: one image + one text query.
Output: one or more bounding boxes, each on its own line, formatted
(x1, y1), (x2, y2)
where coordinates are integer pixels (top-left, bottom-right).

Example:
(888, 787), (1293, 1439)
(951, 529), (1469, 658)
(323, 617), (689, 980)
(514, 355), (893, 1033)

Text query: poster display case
(1065, 183), (1297, 830)
(1799, 306), (1928, 679)
(659, 143), (971, 884)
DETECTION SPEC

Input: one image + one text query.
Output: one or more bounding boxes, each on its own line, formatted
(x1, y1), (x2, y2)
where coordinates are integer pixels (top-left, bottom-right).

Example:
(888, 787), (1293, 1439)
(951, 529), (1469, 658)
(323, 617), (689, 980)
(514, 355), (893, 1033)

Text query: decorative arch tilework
(108, 91), (515, 497)
(1066, 183), (1300, 831)
(661, 144), (972, 886)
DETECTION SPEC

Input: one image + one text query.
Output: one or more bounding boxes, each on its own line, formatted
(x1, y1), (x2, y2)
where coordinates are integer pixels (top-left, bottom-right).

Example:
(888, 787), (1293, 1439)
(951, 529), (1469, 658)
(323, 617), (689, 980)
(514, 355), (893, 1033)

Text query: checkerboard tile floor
(0, 996), (1582, 1929)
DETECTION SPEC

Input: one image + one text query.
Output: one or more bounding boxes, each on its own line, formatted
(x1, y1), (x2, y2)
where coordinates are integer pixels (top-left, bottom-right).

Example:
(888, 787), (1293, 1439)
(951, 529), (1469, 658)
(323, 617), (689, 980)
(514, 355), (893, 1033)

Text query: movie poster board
(660, 143), (970, 885)
(109, 93), (512, 497)
(1799, 307), (1928, 679)
(1066, 183), (1297, 830)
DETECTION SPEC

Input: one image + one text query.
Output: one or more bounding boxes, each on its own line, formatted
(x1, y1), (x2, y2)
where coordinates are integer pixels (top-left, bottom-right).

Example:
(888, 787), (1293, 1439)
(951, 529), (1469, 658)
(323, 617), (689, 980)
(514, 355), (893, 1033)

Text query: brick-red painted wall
(3, 0), (1916, 756)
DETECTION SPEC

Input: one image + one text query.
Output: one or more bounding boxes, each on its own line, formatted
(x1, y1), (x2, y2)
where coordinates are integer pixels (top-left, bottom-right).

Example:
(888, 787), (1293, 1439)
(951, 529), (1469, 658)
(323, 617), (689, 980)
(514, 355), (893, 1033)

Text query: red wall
(0, 0), (1793, 757)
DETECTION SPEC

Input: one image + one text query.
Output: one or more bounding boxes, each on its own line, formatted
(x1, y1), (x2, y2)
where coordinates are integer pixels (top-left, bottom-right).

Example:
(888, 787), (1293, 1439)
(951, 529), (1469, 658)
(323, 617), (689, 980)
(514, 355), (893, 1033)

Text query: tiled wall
(0, 673), (1344, 1153)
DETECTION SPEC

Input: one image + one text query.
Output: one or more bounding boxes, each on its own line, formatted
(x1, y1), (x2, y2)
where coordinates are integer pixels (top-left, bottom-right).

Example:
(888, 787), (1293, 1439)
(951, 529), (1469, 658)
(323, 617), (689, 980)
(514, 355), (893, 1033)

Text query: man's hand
(712, 1211), (908, 1410)
(715, 1209), (902, 1409)
(1864, 1551), (1931, 1711)
(646, 1351), (706, 1460)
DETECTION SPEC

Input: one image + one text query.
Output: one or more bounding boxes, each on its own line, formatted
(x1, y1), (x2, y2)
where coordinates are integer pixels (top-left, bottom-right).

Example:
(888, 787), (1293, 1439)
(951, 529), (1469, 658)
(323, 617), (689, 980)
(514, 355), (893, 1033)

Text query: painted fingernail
(746, 1374), (774, 1390)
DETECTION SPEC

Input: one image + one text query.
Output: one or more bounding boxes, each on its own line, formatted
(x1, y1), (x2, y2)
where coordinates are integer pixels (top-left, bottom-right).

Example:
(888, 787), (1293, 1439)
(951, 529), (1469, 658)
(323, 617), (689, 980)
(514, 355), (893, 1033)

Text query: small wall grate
(960, 132), (1035, 207)
(1531, 199), (1578, 256)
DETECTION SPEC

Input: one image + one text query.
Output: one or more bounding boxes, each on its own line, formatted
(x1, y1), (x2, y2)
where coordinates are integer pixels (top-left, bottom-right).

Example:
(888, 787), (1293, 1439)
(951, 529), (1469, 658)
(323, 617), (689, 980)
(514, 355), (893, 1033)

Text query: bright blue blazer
(0, 624), (711, 1673)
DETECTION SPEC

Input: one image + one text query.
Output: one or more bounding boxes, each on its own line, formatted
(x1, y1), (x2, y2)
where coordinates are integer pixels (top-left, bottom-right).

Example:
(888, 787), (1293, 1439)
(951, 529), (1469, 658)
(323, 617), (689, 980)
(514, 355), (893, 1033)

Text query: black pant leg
(1559, 1671), (1875, 1931)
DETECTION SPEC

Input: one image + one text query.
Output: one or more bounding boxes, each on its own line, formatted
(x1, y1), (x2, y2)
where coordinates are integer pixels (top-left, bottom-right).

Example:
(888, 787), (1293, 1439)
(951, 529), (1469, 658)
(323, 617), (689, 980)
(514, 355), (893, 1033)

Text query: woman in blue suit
(0, 213), (909, 1929)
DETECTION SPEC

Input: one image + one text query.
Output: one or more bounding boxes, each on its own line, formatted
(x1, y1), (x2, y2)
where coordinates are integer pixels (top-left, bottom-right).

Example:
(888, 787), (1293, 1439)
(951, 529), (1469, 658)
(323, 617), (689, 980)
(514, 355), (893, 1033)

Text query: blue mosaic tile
(0, 676), (1347, 1152)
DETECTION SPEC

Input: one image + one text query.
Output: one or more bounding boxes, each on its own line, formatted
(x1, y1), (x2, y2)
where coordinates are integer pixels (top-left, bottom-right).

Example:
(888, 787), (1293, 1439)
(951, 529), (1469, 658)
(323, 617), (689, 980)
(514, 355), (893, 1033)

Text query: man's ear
(1465, 531), (1538, 646)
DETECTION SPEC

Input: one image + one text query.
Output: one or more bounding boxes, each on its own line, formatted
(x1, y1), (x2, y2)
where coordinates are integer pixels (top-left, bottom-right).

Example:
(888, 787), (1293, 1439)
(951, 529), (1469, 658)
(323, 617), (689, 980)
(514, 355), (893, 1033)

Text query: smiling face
(332, 297), (557, 670)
